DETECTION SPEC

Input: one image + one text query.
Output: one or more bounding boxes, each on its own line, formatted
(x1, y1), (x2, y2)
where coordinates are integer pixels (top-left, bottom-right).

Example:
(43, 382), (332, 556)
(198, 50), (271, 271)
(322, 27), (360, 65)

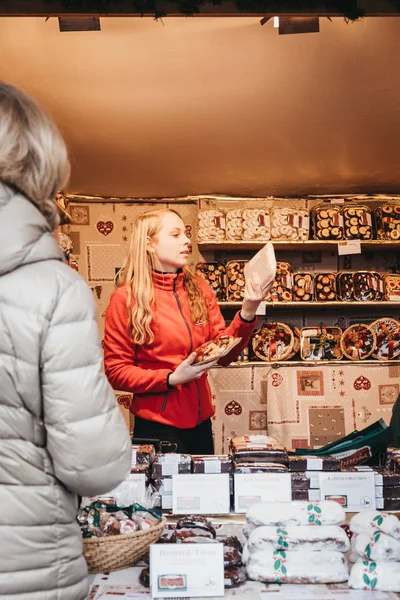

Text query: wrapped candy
(341, 323), (376, 361)
(77, 501), (162, 538)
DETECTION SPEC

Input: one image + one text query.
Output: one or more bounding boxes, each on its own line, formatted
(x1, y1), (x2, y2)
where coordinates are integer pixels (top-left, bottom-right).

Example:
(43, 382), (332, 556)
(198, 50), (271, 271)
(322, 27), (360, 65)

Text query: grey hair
(0, 82), (70, 229)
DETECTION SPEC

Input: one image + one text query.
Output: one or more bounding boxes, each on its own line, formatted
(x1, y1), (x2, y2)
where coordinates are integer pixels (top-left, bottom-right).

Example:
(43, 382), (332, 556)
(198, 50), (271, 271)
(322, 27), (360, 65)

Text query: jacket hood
(0, 182), (63, 276)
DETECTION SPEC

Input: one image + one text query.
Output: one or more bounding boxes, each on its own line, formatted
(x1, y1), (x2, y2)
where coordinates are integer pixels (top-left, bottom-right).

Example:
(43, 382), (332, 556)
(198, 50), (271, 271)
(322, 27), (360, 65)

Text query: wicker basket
(83, 516), (167, 574)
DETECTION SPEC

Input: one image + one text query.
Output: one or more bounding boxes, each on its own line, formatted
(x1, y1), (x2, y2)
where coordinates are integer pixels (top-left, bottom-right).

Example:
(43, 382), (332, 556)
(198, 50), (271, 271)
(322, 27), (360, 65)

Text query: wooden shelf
(224, 360), (397, 367)
(218, 301), (400, 308)
(199, 240), (400, 252)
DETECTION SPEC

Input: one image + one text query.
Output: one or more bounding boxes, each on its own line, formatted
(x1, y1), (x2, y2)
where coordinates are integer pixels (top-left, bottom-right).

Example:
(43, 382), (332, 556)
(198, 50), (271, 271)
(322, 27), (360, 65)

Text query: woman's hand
(241, 272), (271, 321)
(169, 353), (219, 387)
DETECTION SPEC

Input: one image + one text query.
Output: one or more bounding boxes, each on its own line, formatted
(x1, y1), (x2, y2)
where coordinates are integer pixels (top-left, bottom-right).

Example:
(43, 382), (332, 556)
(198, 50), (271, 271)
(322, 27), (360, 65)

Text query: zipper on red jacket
(172, 277), (202, 423)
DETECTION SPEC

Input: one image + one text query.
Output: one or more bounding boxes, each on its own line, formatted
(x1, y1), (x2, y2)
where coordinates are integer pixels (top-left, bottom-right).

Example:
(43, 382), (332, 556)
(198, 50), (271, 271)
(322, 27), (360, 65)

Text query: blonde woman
(104, 209), (266, 454)
(0, 82), (131, 600)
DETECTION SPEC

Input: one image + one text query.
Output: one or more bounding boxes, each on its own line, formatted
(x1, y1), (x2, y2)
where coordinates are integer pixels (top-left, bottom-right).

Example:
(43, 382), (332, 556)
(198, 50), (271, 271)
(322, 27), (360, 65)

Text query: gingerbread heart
(97, 220), (114, 236)
(272, 373), (283, 387)
(117, 394), (132, 409)
(224, 400), (243, 416)
(353, 376), (371, 391)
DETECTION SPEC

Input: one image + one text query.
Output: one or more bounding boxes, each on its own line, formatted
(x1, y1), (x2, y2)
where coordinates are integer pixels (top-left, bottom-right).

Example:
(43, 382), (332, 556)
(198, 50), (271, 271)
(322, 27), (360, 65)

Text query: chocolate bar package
(288, 455), (341, 472)
(230, 435), (288, 465)
(131, 444), (155, 468)
(192, 455), (232, 474)
(152, 453), (192, 477)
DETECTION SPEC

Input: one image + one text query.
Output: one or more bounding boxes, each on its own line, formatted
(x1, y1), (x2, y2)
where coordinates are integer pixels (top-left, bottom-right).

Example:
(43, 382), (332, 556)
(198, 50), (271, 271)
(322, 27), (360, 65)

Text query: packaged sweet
(353, 271), (384, 301)
(231, 435), (288, 465)
(385, 274), (400, 301)
(192, 455), (232, 474)
(350, 510), (400, 539)
(292, 273), (314, 302)
(271, 206), (309, 241)
(226, 260), (247, 301)
(264, 262), (293, 302)
(196, 262), (226, 301)
(374, 203), (400, 240)
(246, 500), (345, 527)
(251, 322), (294, 362)
(226, 208), (244, 241)
(341, 323), (376, 360)
(352, 530), (400, 561)
(175, 515), (216, 538)
(234, 463), (289, 474)
(300, 326), (342, 361)
(313, 204), (344, 240)
(131, 444), (155, 467)
(370, 318), (400, 360)
(349, 559), (400, 592)
(197, 209), (226, 242)
(224, 566), (247, 588)
(247, 525), (350, 553)
(218, 535), (243, 553)
(343, 205), (373, 240)
(152, 454), (192, 477)
(288, 455), (341, 472)
(242, 208), (271, 241)
(337, 272), (354, 301)
(77, 501), (162, 539)
(314, 273), (337, 302)
(193, 334), (241, 365)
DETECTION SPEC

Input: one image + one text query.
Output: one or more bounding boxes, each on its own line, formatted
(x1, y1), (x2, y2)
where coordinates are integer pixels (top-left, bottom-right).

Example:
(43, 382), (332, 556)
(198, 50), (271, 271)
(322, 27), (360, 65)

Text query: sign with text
(319, 471), (376, 512)
(172, 473), (230, 515)
(338, 239), (362, 256)
(150, 543), (224, 598)
(234, 472), (292, 513)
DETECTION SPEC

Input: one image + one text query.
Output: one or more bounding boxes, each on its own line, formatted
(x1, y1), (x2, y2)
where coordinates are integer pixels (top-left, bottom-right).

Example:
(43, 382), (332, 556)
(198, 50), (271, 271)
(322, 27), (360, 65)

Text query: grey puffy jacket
(0, 183), (132, 600)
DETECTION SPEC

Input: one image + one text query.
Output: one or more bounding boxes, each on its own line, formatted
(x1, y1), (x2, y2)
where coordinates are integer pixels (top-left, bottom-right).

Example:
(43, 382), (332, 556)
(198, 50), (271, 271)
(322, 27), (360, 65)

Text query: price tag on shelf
(256, 301), (267, 316)
(234, 473), (291, 513)
(172, 474), (230, 515)
(338, 239), (361, 256)
(330, 198), (345, 204)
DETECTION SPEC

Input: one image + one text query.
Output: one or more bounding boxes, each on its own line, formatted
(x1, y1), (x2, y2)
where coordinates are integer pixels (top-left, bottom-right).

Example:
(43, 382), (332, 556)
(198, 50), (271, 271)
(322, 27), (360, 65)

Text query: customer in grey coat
(0, 83), (132, 599)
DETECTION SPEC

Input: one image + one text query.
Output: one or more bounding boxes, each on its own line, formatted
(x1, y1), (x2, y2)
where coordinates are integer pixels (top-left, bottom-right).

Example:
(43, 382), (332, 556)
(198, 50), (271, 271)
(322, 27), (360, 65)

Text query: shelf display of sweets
(197, 209), (226, 242)
(243, 501), (349, 584)
(348, 510), (400, 592)
(242, 208), (271, 241)
(314, 273), (337, 302)
(343, 205), (373, 240)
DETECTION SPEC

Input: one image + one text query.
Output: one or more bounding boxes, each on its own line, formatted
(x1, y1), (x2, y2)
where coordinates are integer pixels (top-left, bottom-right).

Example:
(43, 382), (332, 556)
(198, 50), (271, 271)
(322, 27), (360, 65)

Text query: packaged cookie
(230, 435), (288, 465)
(264, 262), (293, 302)
(370, 318), (400, 361)
(192, 455), (232, 474)
(300, 326), (342, 361)
(341, 323), (376, 360)
(271, 206), (309, 241)
(292, 273), (314, 302)
(152, 453), (192, 477)
(226, 209), (243, 241)
(226, 261), (247, 301)
(375, 204), (400, 240)
(343, 205), (373, 240)
(353, 271), (384, 301)
(385, 274), (400, 301)
(313, 204), (344, 240)
(197, 209), (226, 242)
(251, 322), (294, 362)
(196, 262), (226, 301)
(337, 272), (355, 301)
(131, 444), (155, 467)
(314, 273), (337, 301)
(242, 208), (271, 241)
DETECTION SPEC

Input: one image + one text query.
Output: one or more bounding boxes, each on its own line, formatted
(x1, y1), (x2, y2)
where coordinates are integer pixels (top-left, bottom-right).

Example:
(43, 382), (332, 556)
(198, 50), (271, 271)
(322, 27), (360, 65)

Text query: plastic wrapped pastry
(197, 209), (226, 242)
(292, 273), (314, 302)
(242, 208), (271, 241)
(226, 208), (243, 241)
(152, 454), (192, 477)
(350, 510), (400, 539)
(131, 444), (155, 467)
(313, 204), (344, 240)
(353, 271), (384, 301)
(314, 273), (337, 302)
(288, 455), (341, 472)
(385, 274), (400, 301)
(175, 515), (216, 538)
(265, 262), (293, 303)
(343, 205), (373, 240)
(246, 525), (350, 553)
(349, 559), (400, 592)
(226, 260), (247, 301)
(375, 203), (400, 240)
(246, 549), (348, 583)
(337, 272), (354, 301)
(341, 323), (376, 361)
(352, 530), (400, 561)
(192, 455), (232, 474)
(246, 501), (345, 527)
(271, 206), (309, 241)
(234, 463), (289, 474)
(196, 262), (226, 301)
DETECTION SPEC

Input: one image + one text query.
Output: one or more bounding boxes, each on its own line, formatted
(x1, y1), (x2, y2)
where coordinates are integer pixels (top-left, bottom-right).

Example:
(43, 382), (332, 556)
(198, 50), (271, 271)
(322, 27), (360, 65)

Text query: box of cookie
(341, 323), (376, 360)
(226, 209), (243, 241)
(312, 204), (344, 240)
(385, 274), (400, 301)
(375, 204), (400, 240)
(226, 260), (247, 301)
(196, 262), (226, 301)
(343, 205), (373, 240)
(242, 208), (271, 241)
(230, 435), (288, 465)
(292, 273), (314, 302)
(197, 209), (226, 242)
(251, 321), (294, 362)
(353, 271), (384, 301)
(337, 272), (355, 301)
(300, 326), (342, 361)
(271, 206), (309, 240)
(314, 272), (337, 301)
(264, 261), (293, 302)
(192, 455), (232, 474)
(370, 318), (400, 360)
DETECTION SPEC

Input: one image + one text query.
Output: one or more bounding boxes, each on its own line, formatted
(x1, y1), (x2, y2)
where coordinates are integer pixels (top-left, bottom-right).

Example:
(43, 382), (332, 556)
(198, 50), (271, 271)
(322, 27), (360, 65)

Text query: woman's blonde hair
(0, 82), (70, 229)
(117, 208), (209, 345)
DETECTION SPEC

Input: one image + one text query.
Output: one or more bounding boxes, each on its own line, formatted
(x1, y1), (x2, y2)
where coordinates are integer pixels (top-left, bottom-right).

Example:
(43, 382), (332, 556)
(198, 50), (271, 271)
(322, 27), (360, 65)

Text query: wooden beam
(0, 0), (399, 16)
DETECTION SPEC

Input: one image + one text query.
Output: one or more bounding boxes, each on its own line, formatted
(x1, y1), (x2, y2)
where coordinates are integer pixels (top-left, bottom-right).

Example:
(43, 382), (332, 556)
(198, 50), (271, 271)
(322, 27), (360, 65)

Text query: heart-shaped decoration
(224, 400), (242, 416)
(97, 220), (114, 236)
(353, 376), (371, 391)
(117, 394), (132, 409)
(272, 373), (283, 387)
